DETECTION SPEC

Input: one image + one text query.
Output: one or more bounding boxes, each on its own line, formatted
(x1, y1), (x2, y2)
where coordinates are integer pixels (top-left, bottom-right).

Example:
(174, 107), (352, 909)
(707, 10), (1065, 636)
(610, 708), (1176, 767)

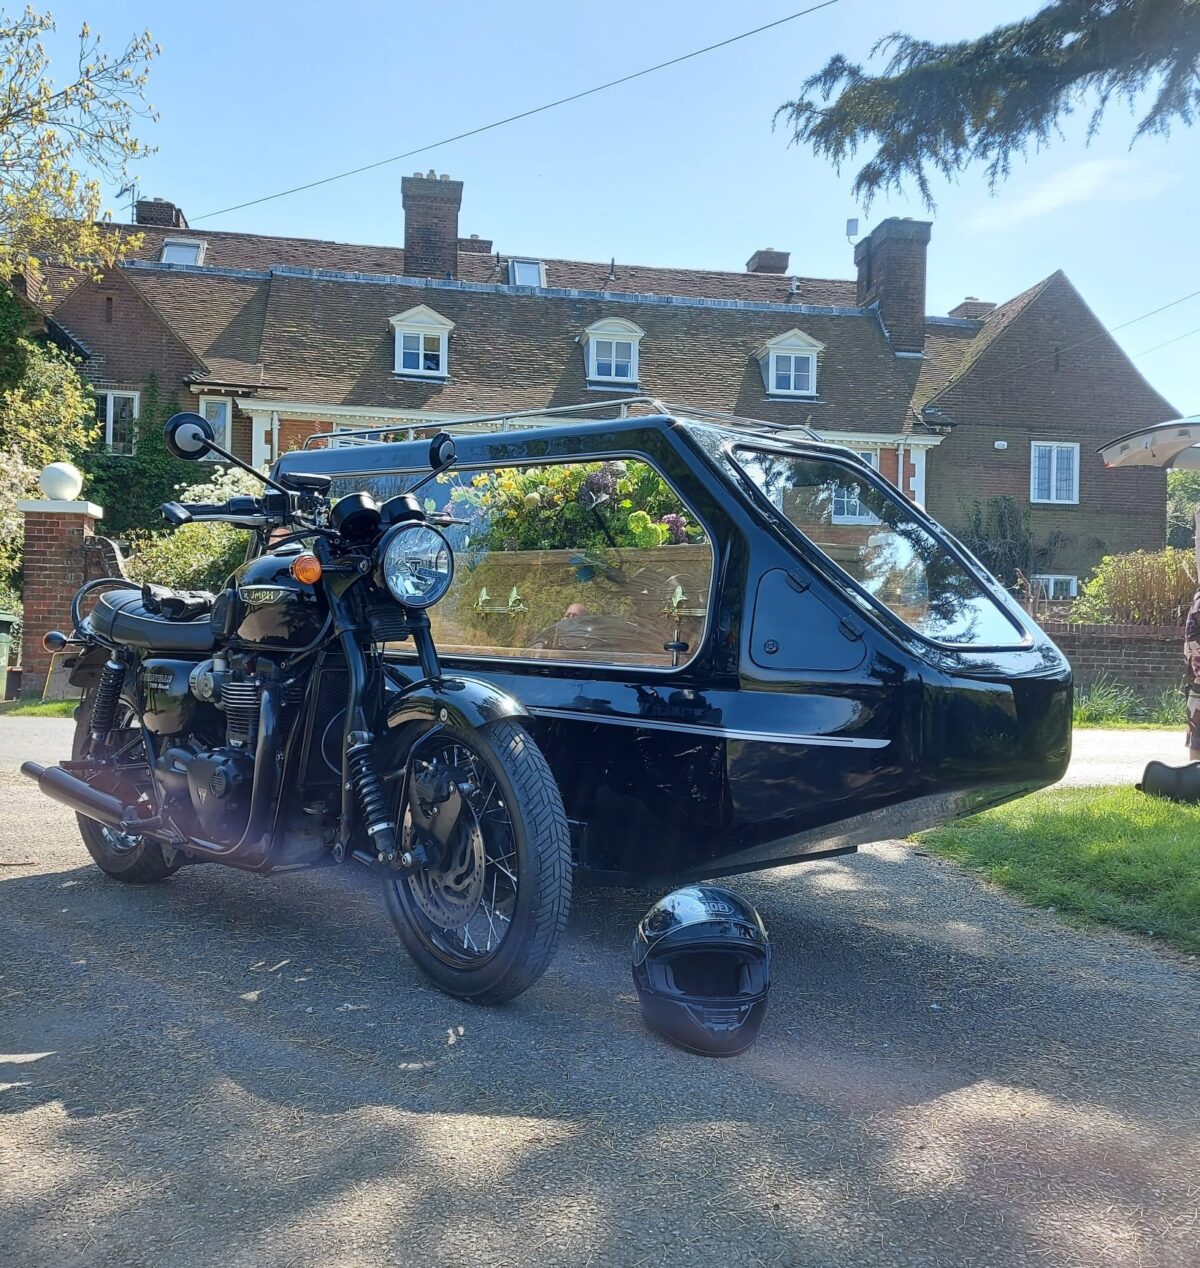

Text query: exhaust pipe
(21, 761), (136, 830)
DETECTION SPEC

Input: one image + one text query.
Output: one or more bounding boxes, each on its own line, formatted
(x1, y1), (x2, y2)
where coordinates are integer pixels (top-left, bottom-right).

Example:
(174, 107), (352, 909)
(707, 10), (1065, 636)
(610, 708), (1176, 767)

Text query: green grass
(917, 785), (1200, 952)
(0, 697), (78, 718)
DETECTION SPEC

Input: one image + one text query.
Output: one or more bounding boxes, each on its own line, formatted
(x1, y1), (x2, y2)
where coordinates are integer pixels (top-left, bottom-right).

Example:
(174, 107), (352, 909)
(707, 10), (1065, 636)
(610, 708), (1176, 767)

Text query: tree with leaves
(778, 0), (1199, 207)
(0, 6), (158, 294)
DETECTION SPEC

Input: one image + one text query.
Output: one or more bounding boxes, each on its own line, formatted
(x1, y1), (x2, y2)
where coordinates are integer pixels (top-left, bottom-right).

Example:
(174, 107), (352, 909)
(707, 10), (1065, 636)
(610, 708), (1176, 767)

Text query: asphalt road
(1, 718), (1197, 1268)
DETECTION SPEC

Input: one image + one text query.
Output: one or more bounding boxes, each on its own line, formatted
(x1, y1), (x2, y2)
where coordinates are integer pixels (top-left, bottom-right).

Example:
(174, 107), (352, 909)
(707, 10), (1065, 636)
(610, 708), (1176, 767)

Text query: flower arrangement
(444, 460), (704, 554)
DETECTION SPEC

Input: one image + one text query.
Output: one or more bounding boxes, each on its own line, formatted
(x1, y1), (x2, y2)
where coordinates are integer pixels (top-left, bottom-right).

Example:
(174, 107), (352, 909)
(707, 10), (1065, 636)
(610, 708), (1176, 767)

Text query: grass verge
(916, 784), (1200, 953)
(0, 698), (78, 718)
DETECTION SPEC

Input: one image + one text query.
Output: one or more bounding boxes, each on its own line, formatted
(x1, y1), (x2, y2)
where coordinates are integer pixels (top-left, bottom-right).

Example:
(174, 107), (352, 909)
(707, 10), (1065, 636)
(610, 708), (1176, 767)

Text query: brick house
(38, 176), (1177, 596)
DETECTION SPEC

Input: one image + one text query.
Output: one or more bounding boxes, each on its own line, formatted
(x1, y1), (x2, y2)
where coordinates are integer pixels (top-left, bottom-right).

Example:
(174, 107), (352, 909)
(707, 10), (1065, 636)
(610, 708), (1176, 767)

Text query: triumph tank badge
(238, 585), (289, 606)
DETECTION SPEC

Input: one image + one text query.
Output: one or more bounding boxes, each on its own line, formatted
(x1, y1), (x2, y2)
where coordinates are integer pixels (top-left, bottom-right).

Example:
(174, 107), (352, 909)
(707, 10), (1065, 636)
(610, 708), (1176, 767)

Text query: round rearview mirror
(427, 431), (456, 470)
(164, 411), (215, 460)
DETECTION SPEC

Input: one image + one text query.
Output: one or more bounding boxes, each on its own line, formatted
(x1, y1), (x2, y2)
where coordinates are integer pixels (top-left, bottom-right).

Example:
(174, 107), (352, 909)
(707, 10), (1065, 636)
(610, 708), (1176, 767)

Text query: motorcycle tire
(383, 718), (571, 1004)
(72, 689), (181, 884)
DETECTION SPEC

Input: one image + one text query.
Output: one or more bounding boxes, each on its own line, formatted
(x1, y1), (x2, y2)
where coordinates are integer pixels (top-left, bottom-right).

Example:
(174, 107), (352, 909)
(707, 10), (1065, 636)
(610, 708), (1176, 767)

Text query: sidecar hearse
(274, 401), (1071, 886)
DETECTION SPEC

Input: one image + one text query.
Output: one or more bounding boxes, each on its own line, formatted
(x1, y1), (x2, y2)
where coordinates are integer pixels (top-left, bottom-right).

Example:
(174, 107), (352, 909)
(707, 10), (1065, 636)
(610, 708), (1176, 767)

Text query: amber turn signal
(42, 630), (69, 653)
(289, 553), (323, 585)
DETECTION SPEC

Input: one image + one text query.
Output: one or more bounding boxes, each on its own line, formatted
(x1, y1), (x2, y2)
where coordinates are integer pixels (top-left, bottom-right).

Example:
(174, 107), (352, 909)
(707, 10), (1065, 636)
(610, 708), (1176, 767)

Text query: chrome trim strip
(526, 706), (890, 748)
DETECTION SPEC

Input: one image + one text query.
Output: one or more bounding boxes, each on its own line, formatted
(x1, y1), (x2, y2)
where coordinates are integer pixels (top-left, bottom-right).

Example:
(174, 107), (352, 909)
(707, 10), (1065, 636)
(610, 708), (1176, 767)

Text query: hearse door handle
(663, 639), (689, 668)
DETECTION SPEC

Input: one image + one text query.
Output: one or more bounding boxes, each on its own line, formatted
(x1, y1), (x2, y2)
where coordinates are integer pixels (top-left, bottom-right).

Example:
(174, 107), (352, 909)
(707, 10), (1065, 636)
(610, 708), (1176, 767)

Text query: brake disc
(402, 803), (486, 931)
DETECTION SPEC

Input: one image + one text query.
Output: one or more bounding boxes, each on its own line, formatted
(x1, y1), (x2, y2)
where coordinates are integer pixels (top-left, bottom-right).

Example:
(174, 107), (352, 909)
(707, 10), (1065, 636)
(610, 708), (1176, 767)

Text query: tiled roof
(252, 271), (914, 432)
(124, 267), (275, 388)
(47, 220), (1098, 440)
(79, 222), (857, 309)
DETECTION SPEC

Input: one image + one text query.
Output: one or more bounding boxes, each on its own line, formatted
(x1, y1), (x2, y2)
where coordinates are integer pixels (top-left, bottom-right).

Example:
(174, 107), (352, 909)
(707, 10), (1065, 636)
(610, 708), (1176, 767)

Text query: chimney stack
(746, 248), (789, 275)
(402, 171), (464, 278)
(135, 197), (188, 228)
(854, 218), (932, 354)
(949, 297), (997, 319)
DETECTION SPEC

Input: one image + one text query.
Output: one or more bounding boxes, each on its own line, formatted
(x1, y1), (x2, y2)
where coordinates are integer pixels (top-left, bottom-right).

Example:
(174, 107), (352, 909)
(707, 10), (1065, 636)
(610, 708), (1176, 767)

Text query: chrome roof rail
(300, 397), (822, 449)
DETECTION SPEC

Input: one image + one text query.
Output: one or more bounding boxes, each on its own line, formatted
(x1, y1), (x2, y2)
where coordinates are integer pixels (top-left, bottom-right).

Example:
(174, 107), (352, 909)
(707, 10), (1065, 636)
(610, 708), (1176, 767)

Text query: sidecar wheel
(383, 719), (571, 1004)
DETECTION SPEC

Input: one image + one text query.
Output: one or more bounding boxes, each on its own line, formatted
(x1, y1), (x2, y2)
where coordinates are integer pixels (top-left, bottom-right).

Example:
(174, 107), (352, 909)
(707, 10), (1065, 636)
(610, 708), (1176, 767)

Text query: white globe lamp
(39, 461), (84, 502)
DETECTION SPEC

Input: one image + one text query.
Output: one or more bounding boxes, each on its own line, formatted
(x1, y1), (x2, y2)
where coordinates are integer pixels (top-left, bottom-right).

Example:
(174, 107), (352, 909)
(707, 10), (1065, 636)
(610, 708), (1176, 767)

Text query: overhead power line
(1133, 323), (1200, 359)
(192, 1), (842, 223)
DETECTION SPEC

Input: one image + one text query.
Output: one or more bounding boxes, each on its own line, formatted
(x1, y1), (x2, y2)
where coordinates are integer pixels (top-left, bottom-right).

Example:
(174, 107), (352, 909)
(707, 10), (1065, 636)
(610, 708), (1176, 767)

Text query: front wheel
(383, 719), (571, 1004)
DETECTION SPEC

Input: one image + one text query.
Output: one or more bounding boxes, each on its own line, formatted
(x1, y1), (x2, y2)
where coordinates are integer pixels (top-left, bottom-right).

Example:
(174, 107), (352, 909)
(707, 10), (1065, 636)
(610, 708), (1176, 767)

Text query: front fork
(330, 593), (441, 866)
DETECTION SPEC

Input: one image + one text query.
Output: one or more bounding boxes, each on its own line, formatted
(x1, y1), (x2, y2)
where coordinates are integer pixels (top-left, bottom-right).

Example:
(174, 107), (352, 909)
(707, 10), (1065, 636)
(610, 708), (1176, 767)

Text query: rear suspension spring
(347, 734), (396, 856)
(89, 658), (125, 741)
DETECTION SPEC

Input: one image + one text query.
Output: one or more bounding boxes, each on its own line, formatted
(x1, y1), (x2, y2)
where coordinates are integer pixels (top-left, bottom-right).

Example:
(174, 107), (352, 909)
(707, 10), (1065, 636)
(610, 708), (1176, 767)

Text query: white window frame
(509, 258), (545, 287)
(159, 238), (205, 266)
(98, 389), (139, 456)
(756, 328), (823, 398)
(832, 450), (880, 524)
(582, 317), (643, 385)
(769, 350), (817, 396)
(197, 395), (233, 461)
(1030, 441), (1080, 505)
(388, 305), (454, 380)
(1032, 574), (1078, 601)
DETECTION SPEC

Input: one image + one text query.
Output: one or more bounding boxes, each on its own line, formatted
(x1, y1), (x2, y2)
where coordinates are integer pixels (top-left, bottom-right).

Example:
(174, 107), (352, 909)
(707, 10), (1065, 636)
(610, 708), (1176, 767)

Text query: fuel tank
(228, 552), (326, 650)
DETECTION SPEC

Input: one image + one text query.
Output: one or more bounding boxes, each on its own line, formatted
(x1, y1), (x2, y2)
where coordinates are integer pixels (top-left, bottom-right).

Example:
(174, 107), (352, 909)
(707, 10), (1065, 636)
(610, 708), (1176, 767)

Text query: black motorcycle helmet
(632, 885), (770, 1056)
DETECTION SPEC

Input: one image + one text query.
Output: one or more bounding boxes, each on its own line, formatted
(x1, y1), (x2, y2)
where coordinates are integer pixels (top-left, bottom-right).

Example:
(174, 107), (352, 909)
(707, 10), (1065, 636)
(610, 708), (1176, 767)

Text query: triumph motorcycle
(22, 412), (572, 1003)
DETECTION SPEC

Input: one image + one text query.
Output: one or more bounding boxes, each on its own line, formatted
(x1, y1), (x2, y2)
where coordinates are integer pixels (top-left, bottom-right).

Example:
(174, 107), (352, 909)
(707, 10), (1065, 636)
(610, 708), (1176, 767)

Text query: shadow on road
(1, 837), (1197, 1267)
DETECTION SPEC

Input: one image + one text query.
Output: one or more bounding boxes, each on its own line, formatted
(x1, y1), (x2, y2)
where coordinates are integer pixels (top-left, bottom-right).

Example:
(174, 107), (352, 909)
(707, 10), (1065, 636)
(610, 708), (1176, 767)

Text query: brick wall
(402, 174), (463, 279)
(1043, 620), (1184, 700)
(19, 506), (100, 682)
(926, 273), (1173, 580)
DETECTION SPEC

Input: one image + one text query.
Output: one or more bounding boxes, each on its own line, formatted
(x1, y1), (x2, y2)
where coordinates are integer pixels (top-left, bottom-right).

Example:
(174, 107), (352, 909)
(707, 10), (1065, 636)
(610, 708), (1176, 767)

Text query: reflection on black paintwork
(731, 448), (1024, 648)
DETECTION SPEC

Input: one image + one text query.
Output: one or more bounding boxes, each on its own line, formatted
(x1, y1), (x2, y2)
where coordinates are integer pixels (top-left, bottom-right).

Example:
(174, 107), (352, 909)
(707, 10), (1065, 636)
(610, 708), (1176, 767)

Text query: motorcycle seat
(87, 587), (215, 654)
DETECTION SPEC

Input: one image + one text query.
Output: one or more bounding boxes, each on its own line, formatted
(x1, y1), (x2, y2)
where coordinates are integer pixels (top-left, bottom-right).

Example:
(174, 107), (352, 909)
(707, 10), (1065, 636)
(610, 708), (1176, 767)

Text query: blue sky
(47, 0), (1200, 414)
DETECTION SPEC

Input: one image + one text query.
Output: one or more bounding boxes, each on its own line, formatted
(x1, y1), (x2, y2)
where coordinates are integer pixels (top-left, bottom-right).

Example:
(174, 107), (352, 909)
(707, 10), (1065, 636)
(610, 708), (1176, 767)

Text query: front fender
(385, 674), (529, 734)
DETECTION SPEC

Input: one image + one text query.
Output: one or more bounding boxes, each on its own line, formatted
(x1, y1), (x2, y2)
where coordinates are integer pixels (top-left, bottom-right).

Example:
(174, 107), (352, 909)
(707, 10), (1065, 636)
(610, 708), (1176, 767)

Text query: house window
(159, 239), (204, 266)
(198, 396), (231, 460)
(1031, 442), (1079, 504)
(756, 327), (823, 397)
(96, 390), (139, 456)
(509, 258), (544, 287)
(582, 317), (644, 385)
(832, 451), (880, 524)
(1033, 574), (1078, 601)
(389, 304), (454, 379)
(772, 351), (815, 395)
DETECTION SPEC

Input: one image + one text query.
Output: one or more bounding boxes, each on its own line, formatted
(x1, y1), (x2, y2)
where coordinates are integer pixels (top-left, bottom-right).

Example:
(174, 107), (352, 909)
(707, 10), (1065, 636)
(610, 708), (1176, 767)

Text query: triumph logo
(239, 585), (289, 606)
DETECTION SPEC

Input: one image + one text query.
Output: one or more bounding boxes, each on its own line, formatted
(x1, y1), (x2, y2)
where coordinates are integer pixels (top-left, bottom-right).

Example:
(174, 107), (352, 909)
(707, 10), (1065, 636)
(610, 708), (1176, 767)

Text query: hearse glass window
(330, 460), (713, 668)
(731, 447), (1023, 647)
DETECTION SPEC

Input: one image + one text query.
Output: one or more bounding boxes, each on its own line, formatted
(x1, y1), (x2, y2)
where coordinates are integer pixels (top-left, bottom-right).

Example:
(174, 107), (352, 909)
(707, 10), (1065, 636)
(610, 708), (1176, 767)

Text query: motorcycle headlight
(378, 523), (454, 608)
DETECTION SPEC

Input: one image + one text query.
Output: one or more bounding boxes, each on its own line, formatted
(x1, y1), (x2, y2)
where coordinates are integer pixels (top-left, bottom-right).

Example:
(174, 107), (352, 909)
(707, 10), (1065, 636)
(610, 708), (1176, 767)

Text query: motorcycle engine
(154, 655), (264, 842)
(186, 747), (254, 840)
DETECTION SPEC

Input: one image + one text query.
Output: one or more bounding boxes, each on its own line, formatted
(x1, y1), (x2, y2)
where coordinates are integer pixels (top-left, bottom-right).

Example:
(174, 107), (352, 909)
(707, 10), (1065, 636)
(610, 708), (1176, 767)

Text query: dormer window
(509, 258), (544, 287)
(581, 317), (644, 386)
(756, 328), (823, 397)
(159, 238), (204, 266)
(388, 304), (454, 379)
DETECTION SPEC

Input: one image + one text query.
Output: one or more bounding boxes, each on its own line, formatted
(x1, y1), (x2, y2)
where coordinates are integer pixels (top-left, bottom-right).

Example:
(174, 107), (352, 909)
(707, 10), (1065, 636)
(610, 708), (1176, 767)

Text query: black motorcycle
(22, 412), (572, 1003)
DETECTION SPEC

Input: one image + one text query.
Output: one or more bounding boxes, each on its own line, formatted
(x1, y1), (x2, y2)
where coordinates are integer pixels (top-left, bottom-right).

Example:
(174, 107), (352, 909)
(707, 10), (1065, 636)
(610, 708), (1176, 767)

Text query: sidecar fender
(385, 675), (529, 734)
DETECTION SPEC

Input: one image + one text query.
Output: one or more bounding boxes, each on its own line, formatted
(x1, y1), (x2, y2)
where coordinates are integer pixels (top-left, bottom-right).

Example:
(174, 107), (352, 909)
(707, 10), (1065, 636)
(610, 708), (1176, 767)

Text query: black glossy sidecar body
(275, 406), (1071, 886)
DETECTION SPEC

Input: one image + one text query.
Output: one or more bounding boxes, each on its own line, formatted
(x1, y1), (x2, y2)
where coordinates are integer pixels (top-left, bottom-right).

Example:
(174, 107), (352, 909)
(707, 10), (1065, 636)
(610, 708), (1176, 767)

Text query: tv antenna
(117, 182), (139, 223)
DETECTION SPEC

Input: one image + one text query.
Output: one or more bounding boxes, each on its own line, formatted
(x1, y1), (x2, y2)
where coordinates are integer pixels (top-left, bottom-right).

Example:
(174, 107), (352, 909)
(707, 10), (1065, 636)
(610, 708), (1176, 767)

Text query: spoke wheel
(72, 691), (180, 884)
(383, 719), (571, 1003)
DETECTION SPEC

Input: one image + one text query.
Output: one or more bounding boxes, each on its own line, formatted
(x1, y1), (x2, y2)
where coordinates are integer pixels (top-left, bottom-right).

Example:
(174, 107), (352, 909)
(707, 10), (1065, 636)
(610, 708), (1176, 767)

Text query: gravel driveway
(1, 718), (1197, 1268)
